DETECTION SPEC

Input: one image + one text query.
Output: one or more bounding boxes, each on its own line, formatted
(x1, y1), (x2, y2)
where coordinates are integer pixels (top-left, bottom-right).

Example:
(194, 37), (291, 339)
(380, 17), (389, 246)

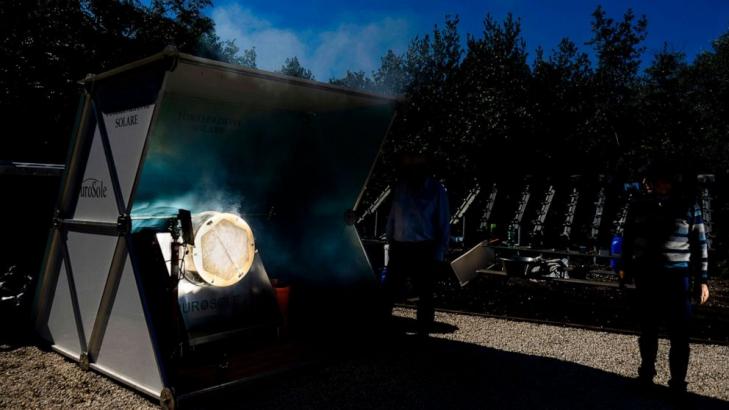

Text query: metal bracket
(52, 209), (62, 228)
(79, 352), (90, 371)
(81, 74), (96, 91)
(160, 387), (176, 410)
(163, 45), (180, 73)
(86, 237), (128, 363)
(117, 214), (131, 235)
(58, 230), (89, 355)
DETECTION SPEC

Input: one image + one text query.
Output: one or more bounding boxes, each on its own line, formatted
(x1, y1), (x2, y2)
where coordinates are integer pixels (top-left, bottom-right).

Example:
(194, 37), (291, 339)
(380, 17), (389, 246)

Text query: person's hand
(700, 283), (710, 305)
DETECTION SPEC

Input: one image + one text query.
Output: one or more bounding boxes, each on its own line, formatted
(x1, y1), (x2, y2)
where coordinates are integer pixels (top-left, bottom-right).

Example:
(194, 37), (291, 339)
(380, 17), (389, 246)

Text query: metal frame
(33, 93), (95, 331)
(356, 186), (392, 239)
(33, 48), (400, 405)
(0, 161), (64, 177)
(612, 191), (634, 236)
(697, 174), (715, 249)
(34, 63), (172, 400)
(86, 236), (127, 361)
(451, 184), (481, 225)
(531, 184), (555, 237)
(507, 179), (532, 246)
(589, 183), (607, 242)
(357, 186), (391, 224)
(478, 183), (498, 232)
(353, 113), (399, 214)
(559, 176), (581, 241)
(59, 230), (89, 355)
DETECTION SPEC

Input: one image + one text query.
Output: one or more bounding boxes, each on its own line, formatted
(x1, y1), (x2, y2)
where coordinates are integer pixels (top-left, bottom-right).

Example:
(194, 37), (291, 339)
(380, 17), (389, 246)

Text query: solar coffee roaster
(32, 48), (396, 407)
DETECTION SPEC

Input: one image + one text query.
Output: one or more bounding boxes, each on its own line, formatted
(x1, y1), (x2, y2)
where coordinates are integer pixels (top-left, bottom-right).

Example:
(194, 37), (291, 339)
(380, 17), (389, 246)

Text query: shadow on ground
(433, 274), (729, 345)
(0, 315), (33, 352)
(181, 317), (728, 410)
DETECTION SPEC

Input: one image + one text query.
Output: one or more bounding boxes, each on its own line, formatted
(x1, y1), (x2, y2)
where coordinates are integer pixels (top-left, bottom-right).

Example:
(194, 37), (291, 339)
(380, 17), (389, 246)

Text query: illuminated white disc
(186, 212), (255, 287)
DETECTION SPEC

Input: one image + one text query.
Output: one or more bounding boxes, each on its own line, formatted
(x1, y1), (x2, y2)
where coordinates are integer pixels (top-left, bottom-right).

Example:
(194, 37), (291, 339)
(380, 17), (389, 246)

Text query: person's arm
(434, 184), (450, 262)
(690, 204), (710, 304)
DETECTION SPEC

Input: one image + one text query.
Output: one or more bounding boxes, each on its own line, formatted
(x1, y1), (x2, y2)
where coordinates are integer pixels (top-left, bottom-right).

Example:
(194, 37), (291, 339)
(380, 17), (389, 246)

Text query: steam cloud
(132, 190), (245, 217)
(211, 4), (411, 80)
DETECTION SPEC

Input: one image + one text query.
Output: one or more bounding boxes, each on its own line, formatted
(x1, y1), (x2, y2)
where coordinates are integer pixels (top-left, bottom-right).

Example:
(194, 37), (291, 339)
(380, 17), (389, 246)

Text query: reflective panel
(74, 126), (119, 222)
(133, 63), (395, 288)
(47, 261), (82, 357)
(94, 256), (163, 397)
(65, 232), (119, 344)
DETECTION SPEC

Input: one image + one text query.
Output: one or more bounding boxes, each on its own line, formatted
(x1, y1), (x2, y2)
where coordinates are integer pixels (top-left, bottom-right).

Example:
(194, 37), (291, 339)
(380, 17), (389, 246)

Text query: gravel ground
(401, 308), (729, 402)
(2, 308), (728, 409)
(0, 345), (155, 409)
(433, 276), (729, 344)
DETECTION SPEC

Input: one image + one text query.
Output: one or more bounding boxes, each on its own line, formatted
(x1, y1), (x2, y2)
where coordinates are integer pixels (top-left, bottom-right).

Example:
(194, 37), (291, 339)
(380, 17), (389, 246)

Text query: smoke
(132, 189), (244, 217)
(131, 188), (246, 233)
(211, 4), (411, 80)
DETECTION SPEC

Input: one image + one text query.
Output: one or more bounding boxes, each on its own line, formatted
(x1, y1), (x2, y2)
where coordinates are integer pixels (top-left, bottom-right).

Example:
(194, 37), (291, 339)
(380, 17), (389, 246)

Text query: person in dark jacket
(383, 152), (450, 337)
(621, 163), (710, 397)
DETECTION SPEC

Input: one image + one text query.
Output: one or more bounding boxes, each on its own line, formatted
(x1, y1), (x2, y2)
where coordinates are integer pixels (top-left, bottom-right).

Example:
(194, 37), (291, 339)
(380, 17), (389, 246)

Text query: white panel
(47, 262), (81, 358)
(104, 105), (155, 205)
(95, 256), (163, 396)
(73, 127), (119, 222)
(65, 232), (118, 345)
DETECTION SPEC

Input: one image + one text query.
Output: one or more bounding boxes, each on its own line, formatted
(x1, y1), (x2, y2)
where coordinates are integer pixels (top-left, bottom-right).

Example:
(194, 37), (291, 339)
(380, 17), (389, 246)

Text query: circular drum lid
(190, 213), (256, 287)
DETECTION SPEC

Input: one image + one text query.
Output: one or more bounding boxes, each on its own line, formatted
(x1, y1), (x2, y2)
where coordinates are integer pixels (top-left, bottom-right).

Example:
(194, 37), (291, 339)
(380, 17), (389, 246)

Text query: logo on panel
(80, 178), (108, 199)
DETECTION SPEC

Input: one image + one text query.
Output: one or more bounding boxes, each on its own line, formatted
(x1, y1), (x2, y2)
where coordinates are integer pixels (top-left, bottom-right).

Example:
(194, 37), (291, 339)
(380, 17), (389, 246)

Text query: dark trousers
(384, 241), (436, 333)
(634, 269), (693, 389)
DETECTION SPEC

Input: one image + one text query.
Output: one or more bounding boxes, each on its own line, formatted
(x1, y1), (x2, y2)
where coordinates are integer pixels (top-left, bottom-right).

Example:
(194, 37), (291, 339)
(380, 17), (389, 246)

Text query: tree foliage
(329, 70), (373, 90)
(327, 50), (408, 96)
(279, 56), (315, 80)
(346, 8), (729, 273)
(198, 33), (257, 68)
(0, 0), (251, 163)
(5, 3), (729, 272)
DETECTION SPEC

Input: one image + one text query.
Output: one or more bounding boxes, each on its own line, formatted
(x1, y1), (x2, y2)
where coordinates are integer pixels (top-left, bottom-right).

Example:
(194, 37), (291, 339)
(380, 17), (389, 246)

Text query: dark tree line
(3, 3), (729, 273)
(0, 0), (255, 163)
(279, 57), (314, 80)
(326, 8), (729, 274)
(328, 7), (727, 183)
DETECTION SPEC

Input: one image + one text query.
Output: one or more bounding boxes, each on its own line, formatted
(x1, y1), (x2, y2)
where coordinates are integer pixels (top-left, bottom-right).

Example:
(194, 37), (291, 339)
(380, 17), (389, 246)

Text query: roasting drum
(183, 212), (256, 287)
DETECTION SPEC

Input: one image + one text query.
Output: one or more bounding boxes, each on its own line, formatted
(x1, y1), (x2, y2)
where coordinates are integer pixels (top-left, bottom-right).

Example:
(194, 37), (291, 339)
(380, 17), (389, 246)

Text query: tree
(397, 16), (463, 171)
(359, 16), (464, 206)
(279, 57), (315, 80)
(198, 33), (257, 68)
(373, 50), (409, 95)
(686, 31), (729, 238)
(239, 48), (258, 69)
(584, 6), (648, 172)
(329, 70), (374, 91)
(456, 13), (531, 177)
(685, 32), (729, 171)
(0, 0), (217, 163)
(588, 6), (648, 87)
(636, 46), (691, 164)
(530, 38), (594, 173)
(329, 50), (409, 95)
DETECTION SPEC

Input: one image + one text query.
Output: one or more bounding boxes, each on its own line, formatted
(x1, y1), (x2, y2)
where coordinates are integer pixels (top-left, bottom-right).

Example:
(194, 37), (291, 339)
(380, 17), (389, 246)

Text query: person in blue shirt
(621, 162), (710, 397)
(384, 152), (450, 337)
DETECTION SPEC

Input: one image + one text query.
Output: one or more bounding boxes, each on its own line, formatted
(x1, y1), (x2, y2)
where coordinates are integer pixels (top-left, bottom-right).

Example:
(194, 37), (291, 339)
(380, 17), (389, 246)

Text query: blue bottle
(610, 235), (623, 270)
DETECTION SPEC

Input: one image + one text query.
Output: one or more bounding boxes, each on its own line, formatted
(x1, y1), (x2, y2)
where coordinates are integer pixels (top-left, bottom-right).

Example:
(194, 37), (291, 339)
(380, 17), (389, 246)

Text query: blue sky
(206, 0), (729, 80)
